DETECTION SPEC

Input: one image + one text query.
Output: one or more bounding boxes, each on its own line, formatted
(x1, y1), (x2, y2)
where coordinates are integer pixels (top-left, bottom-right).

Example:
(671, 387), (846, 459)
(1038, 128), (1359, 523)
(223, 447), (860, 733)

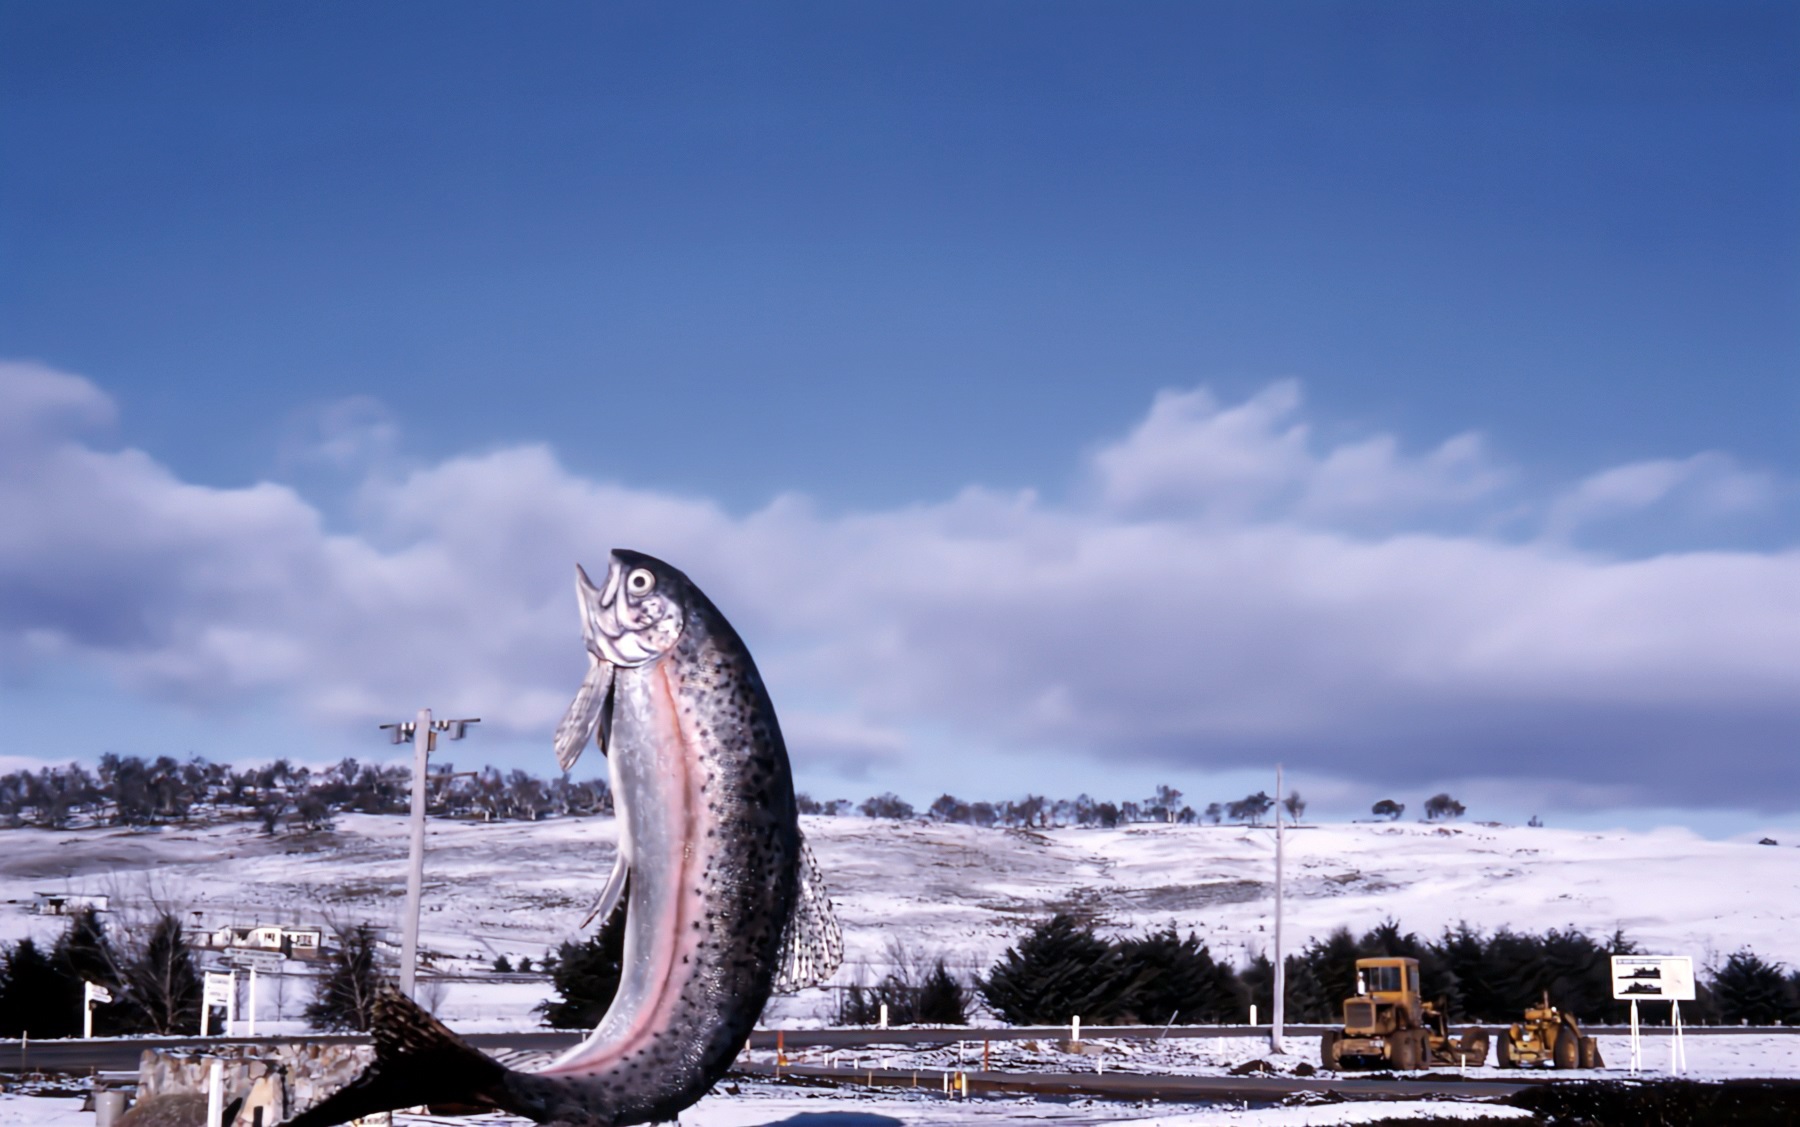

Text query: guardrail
(1, 1022), (1793, 1074)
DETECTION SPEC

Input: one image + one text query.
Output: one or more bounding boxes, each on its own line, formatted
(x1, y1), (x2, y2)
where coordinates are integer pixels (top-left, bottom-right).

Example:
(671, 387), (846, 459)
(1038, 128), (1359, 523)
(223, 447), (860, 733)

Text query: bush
(1424, 793), (1466, 821)
(915, 960), (971, 1024)
(859, 793), (915, 820)
(836, 940), (970, 1026)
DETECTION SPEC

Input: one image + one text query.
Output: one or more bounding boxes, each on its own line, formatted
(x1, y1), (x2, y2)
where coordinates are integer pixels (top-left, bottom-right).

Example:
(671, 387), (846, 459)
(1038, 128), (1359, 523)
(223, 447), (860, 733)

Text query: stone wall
(137, 1043), (377, 1127)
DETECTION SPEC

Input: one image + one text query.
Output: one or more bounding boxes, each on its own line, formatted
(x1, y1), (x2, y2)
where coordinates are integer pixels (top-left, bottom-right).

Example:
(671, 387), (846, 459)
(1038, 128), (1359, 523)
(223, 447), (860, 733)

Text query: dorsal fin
(771, 834), (844, 993)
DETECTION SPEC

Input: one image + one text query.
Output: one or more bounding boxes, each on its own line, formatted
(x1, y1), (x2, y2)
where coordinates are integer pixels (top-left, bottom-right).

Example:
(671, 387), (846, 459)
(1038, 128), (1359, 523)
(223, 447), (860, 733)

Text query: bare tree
(1282, 790), (1306, 823)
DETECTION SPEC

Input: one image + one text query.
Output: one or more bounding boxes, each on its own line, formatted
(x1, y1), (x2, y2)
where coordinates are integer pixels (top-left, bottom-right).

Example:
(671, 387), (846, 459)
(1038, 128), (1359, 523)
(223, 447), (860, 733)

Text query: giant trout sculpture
(285, 549), (841, 1127)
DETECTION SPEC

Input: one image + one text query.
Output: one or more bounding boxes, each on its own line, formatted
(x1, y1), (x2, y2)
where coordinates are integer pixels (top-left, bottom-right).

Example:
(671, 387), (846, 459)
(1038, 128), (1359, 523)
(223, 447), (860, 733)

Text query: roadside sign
(203, 971), (234, 1007)
(1610, 955), (1695, 1002)
(219, 949), (287, 971)
(202, 970), (236, 1037)
(82, 980), (111, 1038)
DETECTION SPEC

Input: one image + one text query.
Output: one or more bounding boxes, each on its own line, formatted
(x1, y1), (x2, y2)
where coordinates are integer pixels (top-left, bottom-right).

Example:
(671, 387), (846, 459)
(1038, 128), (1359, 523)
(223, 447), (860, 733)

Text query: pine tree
(53, 908), (125, 1035)
(1710, 951), (1795, 1026)
(306, 923), (388, 1031)
(537, 903), (625, 1029)
(1115, 928), (1243, 1024)
(0, 938), (81, 1037)
(978, 914), (1135, 1025)
(116, 913), (202, 1035)
(1436, 923), (1497, 1022)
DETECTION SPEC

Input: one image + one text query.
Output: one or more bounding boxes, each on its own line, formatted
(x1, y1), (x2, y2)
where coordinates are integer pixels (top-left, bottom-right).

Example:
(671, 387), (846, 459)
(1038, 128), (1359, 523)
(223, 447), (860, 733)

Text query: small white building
(32, 892), (109, 916)
(198, 923), (325, 960)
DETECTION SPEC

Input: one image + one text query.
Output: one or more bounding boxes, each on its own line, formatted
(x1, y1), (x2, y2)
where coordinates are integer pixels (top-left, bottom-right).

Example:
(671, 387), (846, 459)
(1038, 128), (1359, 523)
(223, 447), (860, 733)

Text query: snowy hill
(2, 814), (1795, 1027)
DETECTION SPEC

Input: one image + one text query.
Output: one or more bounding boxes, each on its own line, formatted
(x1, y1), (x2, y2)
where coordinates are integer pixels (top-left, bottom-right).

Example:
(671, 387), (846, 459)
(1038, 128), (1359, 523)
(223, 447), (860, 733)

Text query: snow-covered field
(745, 1029), (1793, 1082)
(2, 815), (1796, 1123)
(0, 1085), (1538, 1127)
(4, 812), (1795, 1030)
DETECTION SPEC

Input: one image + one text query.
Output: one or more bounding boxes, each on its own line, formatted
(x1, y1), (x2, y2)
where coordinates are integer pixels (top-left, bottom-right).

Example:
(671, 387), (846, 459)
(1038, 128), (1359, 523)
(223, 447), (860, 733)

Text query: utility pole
(1271, 763), (1285, 1054)
(380, 710), (479, 997)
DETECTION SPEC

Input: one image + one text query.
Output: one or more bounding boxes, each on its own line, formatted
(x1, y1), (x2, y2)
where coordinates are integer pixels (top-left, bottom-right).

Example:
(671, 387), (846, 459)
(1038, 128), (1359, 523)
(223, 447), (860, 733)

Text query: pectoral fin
(579, 852), (630, 930)
(553, 656), (615, 773)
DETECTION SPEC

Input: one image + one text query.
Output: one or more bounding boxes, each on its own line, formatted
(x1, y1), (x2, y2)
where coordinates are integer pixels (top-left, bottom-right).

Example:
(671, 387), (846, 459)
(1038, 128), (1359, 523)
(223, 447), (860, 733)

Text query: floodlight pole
(401, 708), (431, 997)
(1271, 763), (1285, 1053)
(382, 709), (479, 997)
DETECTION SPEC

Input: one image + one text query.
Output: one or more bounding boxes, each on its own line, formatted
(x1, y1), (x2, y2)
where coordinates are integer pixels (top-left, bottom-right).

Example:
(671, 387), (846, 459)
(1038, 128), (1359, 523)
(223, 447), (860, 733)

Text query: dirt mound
(1508, 1078), (1800, 1126)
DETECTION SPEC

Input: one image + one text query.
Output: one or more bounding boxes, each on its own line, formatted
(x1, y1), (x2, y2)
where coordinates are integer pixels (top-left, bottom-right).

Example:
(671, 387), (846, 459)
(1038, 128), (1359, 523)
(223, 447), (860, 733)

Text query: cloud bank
(3, 361), (1797, 811)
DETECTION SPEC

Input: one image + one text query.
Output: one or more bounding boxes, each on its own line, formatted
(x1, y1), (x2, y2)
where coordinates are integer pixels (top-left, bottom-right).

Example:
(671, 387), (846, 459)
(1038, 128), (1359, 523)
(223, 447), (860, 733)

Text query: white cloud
(1544, 453), (1778, 542)
(4, 363), (1800, 811)
(1088, 380), (1510, 526)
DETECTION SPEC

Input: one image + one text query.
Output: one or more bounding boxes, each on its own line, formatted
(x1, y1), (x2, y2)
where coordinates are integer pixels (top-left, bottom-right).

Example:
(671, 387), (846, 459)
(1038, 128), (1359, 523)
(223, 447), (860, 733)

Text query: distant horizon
(2, 747), (1794, 845)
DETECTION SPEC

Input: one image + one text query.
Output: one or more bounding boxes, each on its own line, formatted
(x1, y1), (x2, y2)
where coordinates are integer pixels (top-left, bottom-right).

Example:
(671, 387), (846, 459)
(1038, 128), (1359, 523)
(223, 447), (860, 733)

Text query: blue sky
(2, 3), (1797, 832)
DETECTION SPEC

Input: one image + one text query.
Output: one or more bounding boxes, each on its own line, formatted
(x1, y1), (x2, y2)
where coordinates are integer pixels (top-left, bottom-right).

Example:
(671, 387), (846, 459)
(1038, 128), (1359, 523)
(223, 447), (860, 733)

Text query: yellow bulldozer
(1320, 957), (1490, 1071)
(1495, 991), (1603, 1069)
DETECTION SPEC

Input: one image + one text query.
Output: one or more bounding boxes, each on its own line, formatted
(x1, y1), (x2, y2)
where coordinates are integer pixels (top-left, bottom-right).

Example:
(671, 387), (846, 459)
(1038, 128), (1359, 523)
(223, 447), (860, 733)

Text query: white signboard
(84, 981), (112, 1005)
(1611, 955), (1695, 1002)
(220, 949), (286, 971)
(202, 971), (235, 1008)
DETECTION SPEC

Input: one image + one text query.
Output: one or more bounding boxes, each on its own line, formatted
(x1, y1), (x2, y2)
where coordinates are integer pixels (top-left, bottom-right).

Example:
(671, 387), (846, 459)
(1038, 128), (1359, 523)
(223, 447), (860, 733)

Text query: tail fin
(280, 987), (508, 1127)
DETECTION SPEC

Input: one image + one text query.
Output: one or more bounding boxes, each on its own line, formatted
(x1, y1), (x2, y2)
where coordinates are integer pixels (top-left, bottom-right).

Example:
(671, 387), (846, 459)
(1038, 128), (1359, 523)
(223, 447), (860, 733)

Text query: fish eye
(626, 568), (656, 596)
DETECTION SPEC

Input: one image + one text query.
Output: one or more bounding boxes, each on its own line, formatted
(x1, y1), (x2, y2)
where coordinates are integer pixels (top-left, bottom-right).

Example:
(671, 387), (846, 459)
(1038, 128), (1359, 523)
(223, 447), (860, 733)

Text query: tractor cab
(1342, 957), (1423, 1035)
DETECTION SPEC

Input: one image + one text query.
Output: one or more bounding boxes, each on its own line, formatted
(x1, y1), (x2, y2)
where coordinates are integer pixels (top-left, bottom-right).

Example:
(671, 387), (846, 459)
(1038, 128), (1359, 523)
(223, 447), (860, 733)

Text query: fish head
(575, 550), (689, 667)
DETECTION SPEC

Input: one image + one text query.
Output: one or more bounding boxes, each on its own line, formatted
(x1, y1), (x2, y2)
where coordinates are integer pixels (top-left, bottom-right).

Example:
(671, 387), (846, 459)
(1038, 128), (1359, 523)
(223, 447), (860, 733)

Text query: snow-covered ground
(0, 1082), (1536, 1127)
(1, 814), (1797, 1034)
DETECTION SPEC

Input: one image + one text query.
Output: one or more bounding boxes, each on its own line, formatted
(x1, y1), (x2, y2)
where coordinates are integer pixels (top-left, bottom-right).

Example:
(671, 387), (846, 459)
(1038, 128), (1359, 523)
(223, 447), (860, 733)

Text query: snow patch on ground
(0, 1095), (89, 1125)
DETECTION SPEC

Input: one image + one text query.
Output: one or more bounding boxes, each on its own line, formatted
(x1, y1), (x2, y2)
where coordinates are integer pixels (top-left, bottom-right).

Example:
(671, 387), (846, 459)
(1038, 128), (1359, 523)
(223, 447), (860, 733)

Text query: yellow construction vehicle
(1320, 957), (1490, 1071)
(1495, 992), (1603, 1069)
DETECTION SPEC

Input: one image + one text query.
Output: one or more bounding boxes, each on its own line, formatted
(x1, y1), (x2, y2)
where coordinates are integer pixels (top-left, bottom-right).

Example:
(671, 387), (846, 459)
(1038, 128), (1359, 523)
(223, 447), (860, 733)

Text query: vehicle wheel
(1391, 1032), (1420, 1071)
(1553, 1023), (1580, 1070)
(1580, 1035), (1603, 1070)
(1496, 1032), (1516, 1069)
(1460, 1031), (1490, 1067)
(1320, 1030), (1341, 1070)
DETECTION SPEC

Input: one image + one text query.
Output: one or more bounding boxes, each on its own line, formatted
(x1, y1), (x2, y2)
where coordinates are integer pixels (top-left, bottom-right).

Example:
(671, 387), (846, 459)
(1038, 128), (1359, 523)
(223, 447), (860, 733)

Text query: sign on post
(202, 971), (236, 1037)
(82, 981), (111, 1039)
(1610, 956), (1696, 1002)
(219, 949), (286, 972)
(1611, 955), (1692, 1075)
